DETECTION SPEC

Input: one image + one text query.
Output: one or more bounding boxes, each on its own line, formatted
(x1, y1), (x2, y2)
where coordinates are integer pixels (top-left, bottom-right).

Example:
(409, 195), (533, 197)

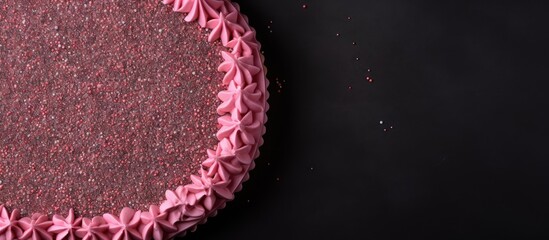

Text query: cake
(0, 0), (268, 239)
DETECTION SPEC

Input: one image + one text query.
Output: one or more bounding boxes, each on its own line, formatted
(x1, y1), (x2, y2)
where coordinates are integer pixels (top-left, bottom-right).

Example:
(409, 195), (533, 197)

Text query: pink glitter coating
(0, 0), (225, 217)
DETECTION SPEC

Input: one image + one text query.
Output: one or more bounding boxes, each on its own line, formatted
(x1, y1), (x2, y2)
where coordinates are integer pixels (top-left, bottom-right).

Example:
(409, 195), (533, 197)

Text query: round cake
(0, 0), (268, 239)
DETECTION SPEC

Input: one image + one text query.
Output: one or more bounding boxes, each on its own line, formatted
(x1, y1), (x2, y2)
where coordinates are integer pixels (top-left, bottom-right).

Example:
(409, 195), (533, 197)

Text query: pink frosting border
(0, 0), (268, 239)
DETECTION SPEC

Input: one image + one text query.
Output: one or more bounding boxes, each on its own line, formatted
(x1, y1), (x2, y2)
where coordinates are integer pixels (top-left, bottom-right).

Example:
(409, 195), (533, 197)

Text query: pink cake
(0, 0), (268, 239)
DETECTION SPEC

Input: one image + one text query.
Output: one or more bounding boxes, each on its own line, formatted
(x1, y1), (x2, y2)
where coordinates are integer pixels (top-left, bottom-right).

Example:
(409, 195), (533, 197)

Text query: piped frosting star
(225, 31), (258, 57)
(74, 217), (109, 240)
(219, 0), (238, 15)
(206, 11), (245, 45)
(139, 206), (177, 240)
(218, 51), (260, 86)
(103, 208), (142, 240)
(186, 170), (233, 210)
(202, 144), (241, 181)
(0, 206), (23, 240)
(18, 213), (53, 240)
(217, 111), (261, 146)
(217, 81), (263, 114)
(47, 209), (81, 240)
(219, 137), (253, 165)
(163, 0), (224, 27)
(159, 186), (205, 224)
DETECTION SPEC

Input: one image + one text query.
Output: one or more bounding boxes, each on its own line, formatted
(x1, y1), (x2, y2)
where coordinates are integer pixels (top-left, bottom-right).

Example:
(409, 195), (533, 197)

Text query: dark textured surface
(181, 0), (549, 239)
(0, 0), (224, 217)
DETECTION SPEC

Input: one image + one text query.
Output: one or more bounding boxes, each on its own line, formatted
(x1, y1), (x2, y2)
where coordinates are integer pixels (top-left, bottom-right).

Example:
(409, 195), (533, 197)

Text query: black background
(181, 0), (549, 239)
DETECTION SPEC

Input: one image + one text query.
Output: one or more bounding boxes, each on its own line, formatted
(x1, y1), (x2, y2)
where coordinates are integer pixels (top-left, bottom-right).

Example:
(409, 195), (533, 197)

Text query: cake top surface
(0, 0), (268, 239)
